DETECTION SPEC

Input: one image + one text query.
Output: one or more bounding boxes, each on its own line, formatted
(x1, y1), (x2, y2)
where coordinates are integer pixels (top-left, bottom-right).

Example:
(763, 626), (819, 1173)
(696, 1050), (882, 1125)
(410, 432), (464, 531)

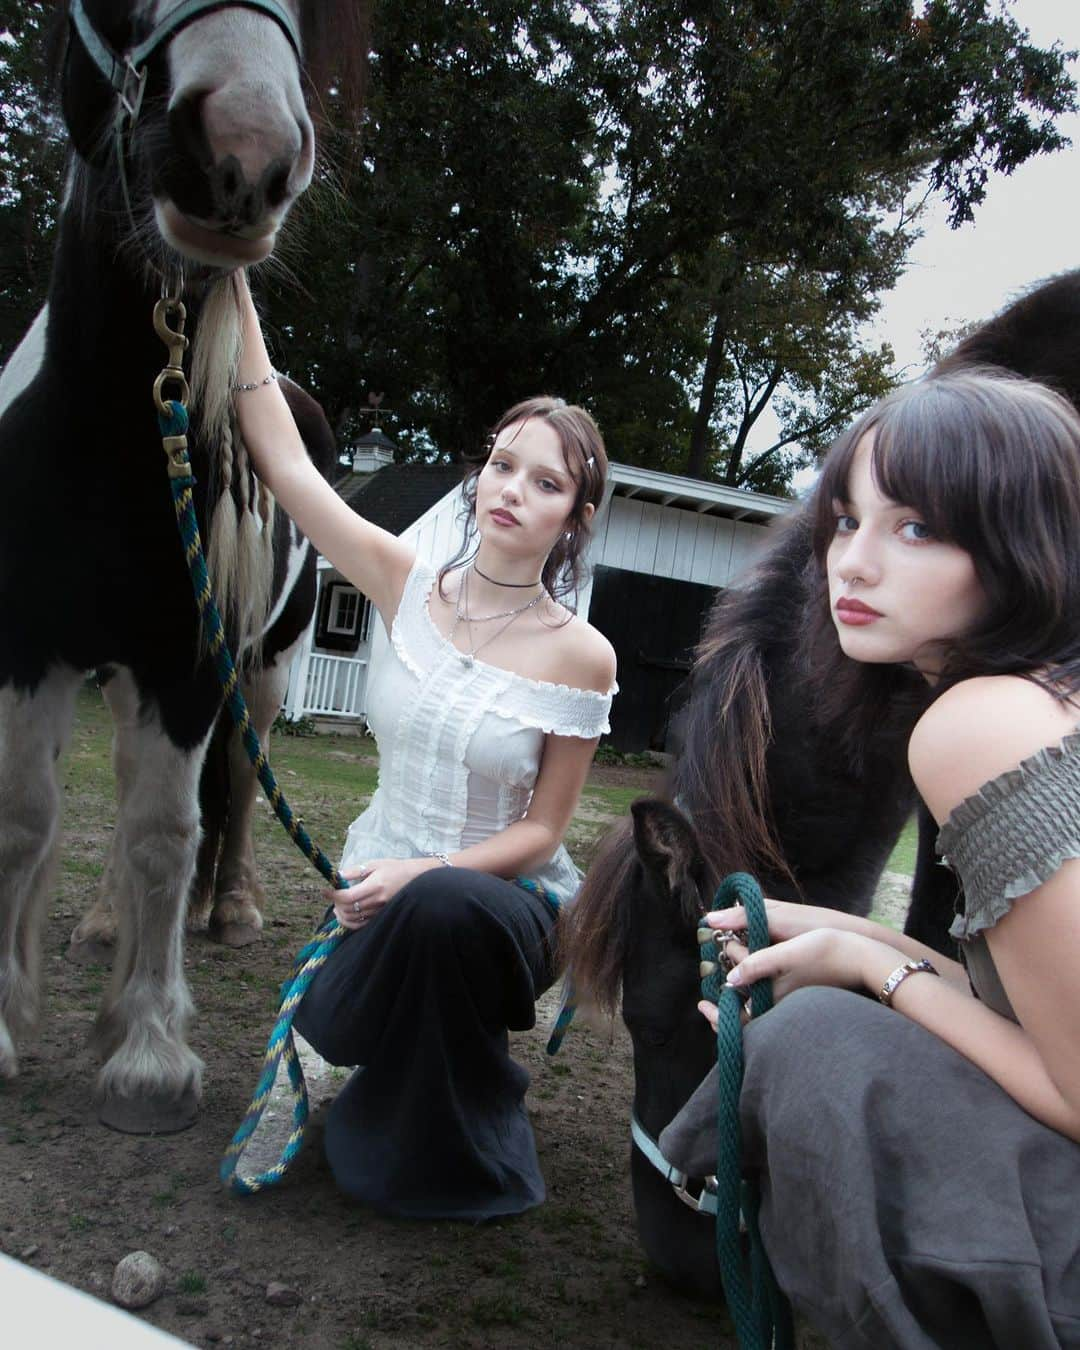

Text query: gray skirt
(659, 987), (1080, 1350)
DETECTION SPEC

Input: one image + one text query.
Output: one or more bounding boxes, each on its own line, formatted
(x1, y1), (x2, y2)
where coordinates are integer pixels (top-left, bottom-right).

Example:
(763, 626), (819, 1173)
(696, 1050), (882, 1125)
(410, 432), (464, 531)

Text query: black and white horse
(563, 268), (1080, 1297)
(0, 0), (365, 1134)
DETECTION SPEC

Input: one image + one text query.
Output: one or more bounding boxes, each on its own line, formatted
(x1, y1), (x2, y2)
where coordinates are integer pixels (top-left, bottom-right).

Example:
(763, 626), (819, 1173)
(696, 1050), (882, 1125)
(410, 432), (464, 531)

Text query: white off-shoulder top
(340, 558), (616, 905)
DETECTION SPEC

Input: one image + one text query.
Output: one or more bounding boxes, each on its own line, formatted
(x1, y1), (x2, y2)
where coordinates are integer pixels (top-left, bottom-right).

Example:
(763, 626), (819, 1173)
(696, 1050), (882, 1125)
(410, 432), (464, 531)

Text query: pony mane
(559, 811), (707, 1015)
(674, 512), (811, 892)
(557, 818), (637, 1015)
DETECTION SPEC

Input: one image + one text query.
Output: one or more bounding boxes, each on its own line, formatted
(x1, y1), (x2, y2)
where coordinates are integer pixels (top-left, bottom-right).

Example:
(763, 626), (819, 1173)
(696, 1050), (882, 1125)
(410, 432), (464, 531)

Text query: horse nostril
(264, 162), (291, 210)
(168, 89), (212, 169)
(223, 163), (240, 198)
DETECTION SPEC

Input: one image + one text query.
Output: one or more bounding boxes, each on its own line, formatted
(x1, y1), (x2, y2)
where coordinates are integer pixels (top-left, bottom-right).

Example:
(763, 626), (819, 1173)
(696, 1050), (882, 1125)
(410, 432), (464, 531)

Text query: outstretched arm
(232, 274), (414, 623)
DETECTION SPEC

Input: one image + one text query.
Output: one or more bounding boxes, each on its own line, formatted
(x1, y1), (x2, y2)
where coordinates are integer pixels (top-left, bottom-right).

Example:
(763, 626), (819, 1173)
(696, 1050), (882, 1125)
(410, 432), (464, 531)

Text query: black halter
(67, 0), (302, 128)
(65, 0), (303, 274)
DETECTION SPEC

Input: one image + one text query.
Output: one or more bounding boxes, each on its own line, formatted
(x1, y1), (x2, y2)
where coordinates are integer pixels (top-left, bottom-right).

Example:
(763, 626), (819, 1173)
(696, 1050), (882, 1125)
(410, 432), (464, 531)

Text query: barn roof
(607, 462), (788, 524)
(332, 461), (463, 536)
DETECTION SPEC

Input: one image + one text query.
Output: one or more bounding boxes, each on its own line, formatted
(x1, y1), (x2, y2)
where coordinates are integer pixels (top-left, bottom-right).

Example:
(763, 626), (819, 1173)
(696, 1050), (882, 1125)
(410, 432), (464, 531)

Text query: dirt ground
(0, 694), (887, 1349)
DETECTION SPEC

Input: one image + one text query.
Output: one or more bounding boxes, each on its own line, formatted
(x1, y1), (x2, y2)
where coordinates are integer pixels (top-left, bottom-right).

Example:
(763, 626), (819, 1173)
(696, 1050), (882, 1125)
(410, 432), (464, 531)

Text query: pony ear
(630, 798), (705, 904)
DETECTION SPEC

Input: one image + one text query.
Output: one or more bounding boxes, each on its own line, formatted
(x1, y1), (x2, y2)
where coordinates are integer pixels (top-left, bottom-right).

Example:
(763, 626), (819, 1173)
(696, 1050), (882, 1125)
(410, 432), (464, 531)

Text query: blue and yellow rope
(698, 873), (793, 1350)
(161, 400), (349, 1191)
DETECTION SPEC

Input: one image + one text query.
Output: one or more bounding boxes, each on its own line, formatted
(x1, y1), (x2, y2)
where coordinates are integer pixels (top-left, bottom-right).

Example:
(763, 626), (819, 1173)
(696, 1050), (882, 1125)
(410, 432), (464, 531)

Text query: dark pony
(562, 268), (1080, 1297)
(0, 1), (368, 1135)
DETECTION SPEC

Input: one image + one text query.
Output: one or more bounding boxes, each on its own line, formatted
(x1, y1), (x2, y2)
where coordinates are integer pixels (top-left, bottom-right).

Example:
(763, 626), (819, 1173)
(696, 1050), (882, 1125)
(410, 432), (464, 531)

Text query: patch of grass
(468, 1293), (530, 1328)
(579, 784), (643, 814)
(341, 1336), (374, 1350)
(537, 1204), (603, 1240)
(177, 1271), (206, 1295)
(885, 814), (918, 876)
(152, 1189), (178, 1209)
(69, 1214), (93, 1232)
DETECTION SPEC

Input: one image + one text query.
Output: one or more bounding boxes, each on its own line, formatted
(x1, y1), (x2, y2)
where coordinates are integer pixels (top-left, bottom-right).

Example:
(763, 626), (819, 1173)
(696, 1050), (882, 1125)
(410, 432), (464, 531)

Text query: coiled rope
(698, 873), (794, 1350)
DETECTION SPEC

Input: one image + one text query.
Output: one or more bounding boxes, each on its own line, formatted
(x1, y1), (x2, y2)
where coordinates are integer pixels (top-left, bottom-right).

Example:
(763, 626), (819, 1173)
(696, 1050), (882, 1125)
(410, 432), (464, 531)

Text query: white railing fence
(297, 652), (368, 719)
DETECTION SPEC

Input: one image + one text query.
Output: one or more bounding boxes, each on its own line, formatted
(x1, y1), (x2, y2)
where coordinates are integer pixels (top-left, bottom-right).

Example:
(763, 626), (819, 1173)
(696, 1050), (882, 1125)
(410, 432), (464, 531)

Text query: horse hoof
(98, 1086), (199, 1136)
(209, 920), (262, 949)
(67, 934), (115, 967)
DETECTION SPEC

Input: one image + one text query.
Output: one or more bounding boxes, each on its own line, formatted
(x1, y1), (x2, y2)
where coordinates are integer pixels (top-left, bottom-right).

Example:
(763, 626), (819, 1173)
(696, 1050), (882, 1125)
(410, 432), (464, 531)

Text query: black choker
(473, 563), (543, 589)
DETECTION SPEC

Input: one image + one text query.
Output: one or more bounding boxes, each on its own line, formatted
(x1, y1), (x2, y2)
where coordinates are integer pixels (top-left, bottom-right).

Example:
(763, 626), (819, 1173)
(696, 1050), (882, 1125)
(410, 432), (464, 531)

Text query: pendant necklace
(449, 566), (545, 669)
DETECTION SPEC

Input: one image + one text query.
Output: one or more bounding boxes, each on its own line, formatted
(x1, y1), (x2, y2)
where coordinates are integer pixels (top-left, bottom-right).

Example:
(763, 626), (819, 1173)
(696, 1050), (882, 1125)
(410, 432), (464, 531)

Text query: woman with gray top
(663, 371), (1080, 1348)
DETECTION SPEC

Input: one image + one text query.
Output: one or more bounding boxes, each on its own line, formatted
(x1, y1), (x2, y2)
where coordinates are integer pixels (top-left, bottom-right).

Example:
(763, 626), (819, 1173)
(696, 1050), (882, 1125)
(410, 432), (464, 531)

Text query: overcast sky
(871, 0), (1080, 375)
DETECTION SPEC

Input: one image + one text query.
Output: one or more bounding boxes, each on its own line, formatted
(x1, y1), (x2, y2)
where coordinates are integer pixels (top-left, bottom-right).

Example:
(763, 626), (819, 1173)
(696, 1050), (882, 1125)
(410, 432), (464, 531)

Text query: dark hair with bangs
(438, 396), (609, 610)
(809, 370), (1080, 700)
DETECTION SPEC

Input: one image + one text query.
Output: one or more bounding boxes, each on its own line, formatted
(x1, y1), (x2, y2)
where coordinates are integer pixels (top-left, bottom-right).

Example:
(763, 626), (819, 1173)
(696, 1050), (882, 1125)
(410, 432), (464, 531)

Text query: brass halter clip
(153, 283), (191, 478)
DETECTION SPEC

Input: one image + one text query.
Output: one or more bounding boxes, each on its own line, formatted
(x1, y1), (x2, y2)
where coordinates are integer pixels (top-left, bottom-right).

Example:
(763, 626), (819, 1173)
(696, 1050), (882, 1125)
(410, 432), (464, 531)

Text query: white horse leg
(208, 646), (296, 947)
(69, 671), (140, 965)
(94, 703), (209, 1134)
(0, 667), (81, 1077)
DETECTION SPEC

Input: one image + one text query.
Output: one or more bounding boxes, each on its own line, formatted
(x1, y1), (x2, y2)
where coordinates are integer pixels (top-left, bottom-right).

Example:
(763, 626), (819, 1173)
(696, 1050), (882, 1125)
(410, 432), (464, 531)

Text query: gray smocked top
(936, 726), (1080, 1022)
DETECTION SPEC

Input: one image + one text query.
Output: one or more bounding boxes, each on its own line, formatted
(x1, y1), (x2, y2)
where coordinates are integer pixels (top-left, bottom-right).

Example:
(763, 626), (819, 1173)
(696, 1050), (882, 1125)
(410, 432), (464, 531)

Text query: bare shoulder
(909, 675), (1080, 825)
(542, 609), (617, 695)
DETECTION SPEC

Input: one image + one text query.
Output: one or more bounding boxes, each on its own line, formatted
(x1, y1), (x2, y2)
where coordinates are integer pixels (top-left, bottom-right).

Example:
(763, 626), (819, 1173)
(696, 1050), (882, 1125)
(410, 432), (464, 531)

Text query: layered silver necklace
(448, 566), (545, 669)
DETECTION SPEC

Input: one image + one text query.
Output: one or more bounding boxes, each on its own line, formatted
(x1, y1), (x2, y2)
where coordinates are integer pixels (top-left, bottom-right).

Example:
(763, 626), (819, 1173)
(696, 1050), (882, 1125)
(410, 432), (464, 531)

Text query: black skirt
(660, 986), (1080, 1349)
(293, 866), (557, 1221)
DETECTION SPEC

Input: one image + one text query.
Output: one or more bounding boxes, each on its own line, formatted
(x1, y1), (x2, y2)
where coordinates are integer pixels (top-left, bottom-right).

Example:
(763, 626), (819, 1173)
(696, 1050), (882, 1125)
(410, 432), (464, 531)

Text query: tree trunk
(685, 311), (726, 480)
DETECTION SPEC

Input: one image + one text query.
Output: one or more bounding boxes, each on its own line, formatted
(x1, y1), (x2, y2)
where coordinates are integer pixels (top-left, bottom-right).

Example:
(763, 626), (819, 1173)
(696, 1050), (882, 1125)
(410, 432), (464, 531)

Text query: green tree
(0, 1), (1075, 499)
(0, 1), (65, 359)
(562, 0), (1076, 487)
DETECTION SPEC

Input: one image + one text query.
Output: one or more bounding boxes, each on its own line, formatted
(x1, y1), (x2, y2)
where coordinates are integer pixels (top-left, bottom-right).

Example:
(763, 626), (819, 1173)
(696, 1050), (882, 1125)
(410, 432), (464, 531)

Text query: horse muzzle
(155, 199), (279, 268)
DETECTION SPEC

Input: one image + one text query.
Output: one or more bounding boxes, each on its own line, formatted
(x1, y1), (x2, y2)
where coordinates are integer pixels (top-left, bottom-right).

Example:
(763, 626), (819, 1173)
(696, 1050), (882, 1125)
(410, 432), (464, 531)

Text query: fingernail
(726, 967), (744, 986)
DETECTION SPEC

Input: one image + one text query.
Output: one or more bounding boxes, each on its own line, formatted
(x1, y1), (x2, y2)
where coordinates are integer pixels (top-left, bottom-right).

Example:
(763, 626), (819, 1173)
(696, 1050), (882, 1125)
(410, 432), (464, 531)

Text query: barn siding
(595, 496), (769, 589)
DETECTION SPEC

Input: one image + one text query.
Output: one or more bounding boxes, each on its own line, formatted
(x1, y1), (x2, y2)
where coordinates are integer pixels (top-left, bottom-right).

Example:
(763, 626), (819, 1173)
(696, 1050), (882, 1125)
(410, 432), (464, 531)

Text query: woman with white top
(232, 278), (616, 1219)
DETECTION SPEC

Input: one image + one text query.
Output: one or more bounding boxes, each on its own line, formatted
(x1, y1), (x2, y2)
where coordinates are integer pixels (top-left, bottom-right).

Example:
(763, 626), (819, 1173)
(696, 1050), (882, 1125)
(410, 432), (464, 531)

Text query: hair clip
(585, 455), (595, 468)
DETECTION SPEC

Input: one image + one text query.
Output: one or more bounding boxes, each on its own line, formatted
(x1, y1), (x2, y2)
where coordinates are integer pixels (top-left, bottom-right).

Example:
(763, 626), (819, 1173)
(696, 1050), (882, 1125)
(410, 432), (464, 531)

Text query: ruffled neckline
(937, 723), (1080, 850)
(401, 558), (617, 704)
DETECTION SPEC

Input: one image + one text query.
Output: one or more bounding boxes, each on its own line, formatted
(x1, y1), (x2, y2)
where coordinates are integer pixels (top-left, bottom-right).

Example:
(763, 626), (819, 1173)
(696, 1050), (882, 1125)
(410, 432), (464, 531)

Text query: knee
(745, 986), (868, 1075)
(389, 867), (483, 943)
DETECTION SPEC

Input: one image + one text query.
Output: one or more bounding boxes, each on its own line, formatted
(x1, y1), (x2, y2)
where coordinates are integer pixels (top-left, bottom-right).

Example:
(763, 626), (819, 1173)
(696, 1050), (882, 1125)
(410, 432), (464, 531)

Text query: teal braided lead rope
(219, 915), (342, 1192)
(698, 872), (793, 1350)
(159, 401), (350, 1191)
(514, 876), (577, 1055)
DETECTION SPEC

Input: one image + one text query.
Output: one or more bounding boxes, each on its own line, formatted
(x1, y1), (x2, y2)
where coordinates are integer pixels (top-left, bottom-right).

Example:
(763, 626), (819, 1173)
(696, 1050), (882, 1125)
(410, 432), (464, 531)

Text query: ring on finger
(352, 901), (361, 915)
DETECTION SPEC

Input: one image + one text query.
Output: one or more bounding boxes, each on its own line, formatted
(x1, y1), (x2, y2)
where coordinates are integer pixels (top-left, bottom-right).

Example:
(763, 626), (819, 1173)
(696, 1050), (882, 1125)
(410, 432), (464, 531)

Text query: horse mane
(674, 511), (811, 892)
(557, 818), (637, 1015)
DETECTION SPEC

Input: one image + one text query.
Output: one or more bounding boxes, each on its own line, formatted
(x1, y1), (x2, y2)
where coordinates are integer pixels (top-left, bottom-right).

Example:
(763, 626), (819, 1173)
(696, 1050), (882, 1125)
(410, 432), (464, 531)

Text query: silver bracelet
(878, 958), (938, 1007)
(233, 370), (277, 393)
(428, 851), (453, 868)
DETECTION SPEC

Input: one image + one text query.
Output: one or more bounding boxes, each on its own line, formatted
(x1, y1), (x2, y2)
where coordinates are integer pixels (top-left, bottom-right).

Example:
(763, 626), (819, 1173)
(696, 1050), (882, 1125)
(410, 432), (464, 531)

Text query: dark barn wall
(588, 566), (716, 753)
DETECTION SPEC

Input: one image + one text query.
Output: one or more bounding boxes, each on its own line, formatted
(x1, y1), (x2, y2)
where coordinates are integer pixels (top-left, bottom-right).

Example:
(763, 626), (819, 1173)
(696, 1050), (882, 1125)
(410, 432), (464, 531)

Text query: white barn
(285, 457), (789, 751)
